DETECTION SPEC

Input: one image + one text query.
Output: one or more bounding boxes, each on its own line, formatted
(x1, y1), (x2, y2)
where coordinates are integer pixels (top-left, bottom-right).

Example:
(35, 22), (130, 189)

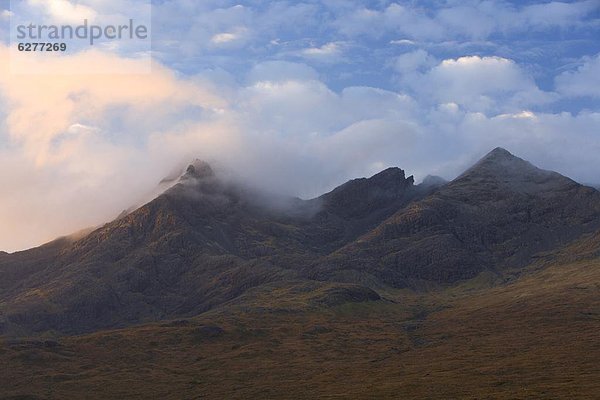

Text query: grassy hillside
(1, 257), (598, 399)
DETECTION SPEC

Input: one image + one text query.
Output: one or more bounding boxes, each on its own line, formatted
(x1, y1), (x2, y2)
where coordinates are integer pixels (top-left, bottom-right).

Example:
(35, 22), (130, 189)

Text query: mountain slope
(1, 147), (599, 336)
(0, 162), (423, 335)
(315, 148), (600, 285)
(1, 254), (598, 399)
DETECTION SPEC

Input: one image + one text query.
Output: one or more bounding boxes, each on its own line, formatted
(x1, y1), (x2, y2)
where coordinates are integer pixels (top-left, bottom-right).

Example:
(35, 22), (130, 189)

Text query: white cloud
(393, 49), (437, 74)
(436, 5), (496, 39)
(405, 55), (556, 113)
(390, 39), (416, 46)
(335, 4), (445, 40)
(521, 1), (599, 29)
(211, 32), (238, 44)
(438, 102), (460, 114)
(301, 42), (344, 62)
(304, 42), (340, 56)
(334, 1), (600, 40)
(556, 54), (600, 98)
(26, 0), (97, 24)
(495, 110), (538, 120)
(210, 27), (249, 46)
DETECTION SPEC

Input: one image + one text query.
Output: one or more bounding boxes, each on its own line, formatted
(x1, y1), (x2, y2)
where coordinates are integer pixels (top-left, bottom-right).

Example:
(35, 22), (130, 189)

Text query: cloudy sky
(0, 0), (599, 251)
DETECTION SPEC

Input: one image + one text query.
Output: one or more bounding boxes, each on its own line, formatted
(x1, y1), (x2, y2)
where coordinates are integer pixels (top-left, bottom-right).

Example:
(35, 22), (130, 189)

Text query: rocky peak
(320, 167), (417, 219)
(469, 147), (533, 173)
(369, 167), (412, 186)
(485, 146), (513, 160)
(326, 167), (414, 199)
(161, 159), (223, 202)
(181, 160), (215, 181)
(453, 147), (576, 195)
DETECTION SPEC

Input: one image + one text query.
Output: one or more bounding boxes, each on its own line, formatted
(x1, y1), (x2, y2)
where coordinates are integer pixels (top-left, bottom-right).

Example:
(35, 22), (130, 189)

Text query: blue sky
(150, 0), (600, 102)
(0, 0), (599, 251)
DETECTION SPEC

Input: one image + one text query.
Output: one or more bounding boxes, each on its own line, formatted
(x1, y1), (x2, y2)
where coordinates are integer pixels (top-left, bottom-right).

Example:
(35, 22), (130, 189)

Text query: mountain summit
(319, 167), (416, 219)
(319, 147), (600, 284)
(182, 159), (215, 180)
(457, 147), (574, 195)
(1, 148), (600, 335)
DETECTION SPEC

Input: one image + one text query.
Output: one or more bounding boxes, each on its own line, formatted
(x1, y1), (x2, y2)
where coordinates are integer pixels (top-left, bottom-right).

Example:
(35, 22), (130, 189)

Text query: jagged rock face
(304, 167), (422, 252)
(319, 148), (600, 285)
(1, 148), (600, 335)
(0, 163), (424, 334)
(182, 160), (215, 180)
(320, 167), (415, 219)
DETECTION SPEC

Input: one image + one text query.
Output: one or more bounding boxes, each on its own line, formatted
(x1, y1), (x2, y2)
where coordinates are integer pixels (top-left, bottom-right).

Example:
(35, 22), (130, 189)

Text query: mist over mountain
(0, 147), (598, 336)
(1, 146), (600, 398)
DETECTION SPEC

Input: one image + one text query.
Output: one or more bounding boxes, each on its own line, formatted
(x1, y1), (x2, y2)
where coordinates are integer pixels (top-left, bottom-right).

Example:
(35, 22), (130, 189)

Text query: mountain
(1, 147), (600, 399)
(0, 160), (426, 335)
(316, 147), (600, 285)
(3, 253), (598, 399)
(1, 147), (599, 337)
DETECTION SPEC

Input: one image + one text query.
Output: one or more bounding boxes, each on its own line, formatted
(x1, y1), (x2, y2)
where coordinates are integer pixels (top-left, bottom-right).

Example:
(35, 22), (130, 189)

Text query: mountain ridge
(310, 147), (600, 285)
(1, 147), (600, 336)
